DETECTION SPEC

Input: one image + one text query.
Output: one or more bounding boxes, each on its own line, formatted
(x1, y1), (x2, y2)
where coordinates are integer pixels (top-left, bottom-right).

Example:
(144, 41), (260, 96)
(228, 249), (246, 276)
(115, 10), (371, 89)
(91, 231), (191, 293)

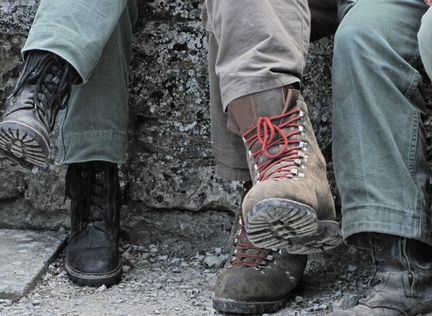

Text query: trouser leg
(203, 0), (337, 181)
(58, 3), (137, 164)
(22, 0), (134, 83)
(333, 0), (431, 246)
(419, 8), (432, 81)
(22, 0), (138, 164)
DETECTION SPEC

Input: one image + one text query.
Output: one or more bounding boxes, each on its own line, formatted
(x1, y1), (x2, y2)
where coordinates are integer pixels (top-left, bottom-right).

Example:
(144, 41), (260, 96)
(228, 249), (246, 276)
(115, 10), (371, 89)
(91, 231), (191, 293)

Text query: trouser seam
(407, 109), (419, 179)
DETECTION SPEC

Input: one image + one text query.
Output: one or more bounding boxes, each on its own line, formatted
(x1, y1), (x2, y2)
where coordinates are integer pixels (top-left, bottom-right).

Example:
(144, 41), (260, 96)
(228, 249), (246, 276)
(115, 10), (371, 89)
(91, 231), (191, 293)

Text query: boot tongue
(231, 223), (271, 267)
(89, 170), (107, 223)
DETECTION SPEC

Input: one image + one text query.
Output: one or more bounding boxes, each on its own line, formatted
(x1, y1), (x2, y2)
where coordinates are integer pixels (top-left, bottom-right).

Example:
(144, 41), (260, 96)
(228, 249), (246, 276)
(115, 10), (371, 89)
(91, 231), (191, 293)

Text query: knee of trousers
(419, 13), (432, 80)
(332, 14), (419, 99)
(334, 19), (390, 65)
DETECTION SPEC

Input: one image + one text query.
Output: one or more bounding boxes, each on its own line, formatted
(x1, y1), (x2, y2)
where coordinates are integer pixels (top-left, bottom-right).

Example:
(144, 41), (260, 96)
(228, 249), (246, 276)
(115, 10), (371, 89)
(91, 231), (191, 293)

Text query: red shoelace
(242, 108), (304, 181)
(231, 221), (273, 268)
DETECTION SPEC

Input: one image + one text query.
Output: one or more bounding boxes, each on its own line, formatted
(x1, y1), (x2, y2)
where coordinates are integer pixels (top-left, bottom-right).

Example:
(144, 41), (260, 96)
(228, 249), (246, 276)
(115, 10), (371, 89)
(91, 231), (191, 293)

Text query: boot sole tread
(212, 296), (287, 314)
(65, 261), (122, 287)
(246, 198), (342, 254)
(0, 120), (49, 172)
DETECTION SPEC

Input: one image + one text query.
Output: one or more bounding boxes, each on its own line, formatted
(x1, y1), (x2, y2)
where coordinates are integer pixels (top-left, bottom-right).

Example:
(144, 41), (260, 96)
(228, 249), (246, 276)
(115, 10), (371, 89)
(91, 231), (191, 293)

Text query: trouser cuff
(342, 206), (432, 248)
(22, 25), (101, 83)
(57, 131), (127, 164)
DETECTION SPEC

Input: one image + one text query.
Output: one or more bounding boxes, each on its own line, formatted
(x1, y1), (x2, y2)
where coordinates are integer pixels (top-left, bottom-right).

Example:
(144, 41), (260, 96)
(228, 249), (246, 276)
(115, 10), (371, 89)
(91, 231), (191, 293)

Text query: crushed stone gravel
(0, 241), (376, 316)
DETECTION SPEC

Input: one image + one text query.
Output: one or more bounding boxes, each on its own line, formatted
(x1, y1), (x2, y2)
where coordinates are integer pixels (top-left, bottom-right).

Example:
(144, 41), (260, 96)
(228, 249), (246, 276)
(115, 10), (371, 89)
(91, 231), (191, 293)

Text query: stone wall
(0, 0), (343, 251)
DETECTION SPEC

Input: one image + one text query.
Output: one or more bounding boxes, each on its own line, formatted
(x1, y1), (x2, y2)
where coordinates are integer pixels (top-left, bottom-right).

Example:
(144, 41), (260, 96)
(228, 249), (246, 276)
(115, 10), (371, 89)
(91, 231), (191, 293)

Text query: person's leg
(333, 0), (430, 251)
(62, 1), (137, 288)
(0, 0), (133, 171)
(205, 0), (340, 255)
(203, 0), (339, 314)
(0, 0), (138, 287)
(22, 0), (132, 83)
(58, 1), (137, 164)
(419, 7), (432, 80)
(331, 0), (432, 314)
(205, 0), (339, 181)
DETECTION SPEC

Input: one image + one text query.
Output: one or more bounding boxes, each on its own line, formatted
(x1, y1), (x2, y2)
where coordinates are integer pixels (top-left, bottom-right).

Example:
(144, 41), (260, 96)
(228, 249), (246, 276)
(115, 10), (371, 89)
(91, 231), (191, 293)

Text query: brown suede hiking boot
(212, 183), (307, 314)
(0, 50), (77, 172)
(227, 86), (341, 254)
(327, 234), (432, 316)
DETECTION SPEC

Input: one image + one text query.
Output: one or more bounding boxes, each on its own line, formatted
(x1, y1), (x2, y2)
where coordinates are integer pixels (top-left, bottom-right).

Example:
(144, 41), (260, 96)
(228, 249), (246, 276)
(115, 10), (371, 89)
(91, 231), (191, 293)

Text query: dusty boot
(227, 86), (341, 254)
(212, 182), (307, 314)
(0, 50), (77, 171)
(65, 161), (122, 287)
(327, 234), (432, 316)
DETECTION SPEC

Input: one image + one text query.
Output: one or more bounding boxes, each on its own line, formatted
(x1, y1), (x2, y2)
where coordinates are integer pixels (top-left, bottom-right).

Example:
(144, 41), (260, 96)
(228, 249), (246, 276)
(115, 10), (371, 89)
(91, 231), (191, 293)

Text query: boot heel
(245, 198), (319, 249)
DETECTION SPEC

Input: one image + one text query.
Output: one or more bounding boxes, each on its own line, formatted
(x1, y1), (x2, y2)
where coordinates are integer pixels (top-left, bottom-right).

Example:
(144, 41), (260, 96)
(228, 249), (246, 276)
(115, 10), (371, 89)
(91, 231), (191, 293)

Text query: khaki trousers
(202, 0), (337, 180)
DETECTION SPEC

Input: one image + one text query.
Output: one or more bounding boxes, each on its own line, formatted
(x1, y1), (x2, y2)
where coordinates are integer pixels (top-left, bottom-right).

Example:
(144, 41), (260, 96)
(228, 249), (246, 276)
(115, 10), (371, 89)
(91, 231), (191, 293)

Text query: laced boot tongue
(10, 50), (76, 130)
(88, 168), (111, 230)
(242, 108), (306, 182)
(230, 217), (273, 268)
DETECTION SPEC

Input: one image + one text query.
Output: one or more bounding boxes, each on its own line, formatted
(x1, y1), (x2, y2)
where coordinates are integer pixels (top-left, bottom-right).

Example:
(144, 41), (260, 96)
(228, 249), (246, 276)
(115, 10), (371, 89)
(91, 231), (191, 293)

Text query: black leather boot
(65, 161), (122, 287)
(212, 182), (307, 314)
(0, 50), (77, 171)
(327, 233), (432, 316)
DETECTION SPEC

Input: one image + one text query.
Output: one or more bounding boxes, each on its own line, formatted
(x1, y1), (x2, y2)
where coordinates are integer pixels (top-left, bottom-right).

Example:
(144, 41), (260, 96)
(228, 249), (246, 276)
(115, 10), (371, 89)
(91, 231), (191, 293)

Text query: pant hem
(22, 25), (103, 83)
(342, 206), (432, 247)
(221, 77), (300, 110)
(57, 131), (126, 165)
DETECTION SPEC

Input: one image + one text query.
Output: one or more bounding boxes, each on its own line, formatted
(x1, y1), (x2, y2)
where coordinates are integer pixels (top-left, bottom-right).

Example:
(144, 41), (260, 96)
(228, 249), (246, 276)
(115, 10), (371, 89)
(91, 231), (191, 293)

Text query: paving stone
(0, 229), (66, 300)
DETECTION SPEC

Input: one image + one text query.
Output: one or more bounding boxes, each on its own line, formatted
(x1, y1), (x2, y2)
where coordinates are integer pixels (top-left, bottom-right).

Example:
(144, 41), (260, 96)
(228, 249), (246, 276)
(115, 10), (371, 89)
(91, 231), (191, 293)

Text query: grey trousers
(333, 0), (432, 246)
(22, 0), (337, 170)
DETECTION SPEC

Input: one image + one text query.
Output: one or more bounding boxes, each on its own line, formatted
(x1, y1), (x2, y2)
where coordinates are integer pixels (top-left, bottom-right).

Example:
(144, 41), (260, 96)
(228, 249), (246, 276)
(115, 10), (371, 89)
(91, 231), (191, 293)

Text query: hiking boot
(327, 234), (432, 316)
(0, 50), (77, 172)
(212, 182), (307, 314)
(65, 161), (122, 287)
(227, 86), (341, 254)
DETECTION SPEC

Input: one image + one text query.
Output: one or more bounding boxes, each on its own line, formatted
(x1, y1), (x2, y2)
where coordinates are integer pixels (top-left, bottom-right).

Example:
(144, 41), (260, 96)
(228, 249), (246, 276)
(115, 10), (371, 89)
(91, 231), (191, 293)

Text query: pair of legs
(0, 0), (342, 314)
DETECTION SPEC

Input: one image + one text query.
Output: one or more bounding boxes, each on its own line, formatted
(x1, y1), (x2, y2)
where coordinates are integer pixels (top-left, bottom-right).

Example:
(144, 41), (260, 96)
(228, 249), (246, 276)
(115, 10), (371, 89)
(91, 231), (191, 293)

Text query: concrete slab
(0, 229), (66, 300)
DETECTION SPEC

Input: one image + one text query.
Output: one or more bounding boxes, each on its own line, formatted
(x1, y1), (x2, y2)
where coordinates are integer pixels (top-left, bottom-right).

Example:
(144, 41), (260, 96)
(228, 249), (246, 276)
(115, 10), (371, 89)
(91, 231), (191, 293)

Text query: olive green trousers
(333, 0), (432, 246)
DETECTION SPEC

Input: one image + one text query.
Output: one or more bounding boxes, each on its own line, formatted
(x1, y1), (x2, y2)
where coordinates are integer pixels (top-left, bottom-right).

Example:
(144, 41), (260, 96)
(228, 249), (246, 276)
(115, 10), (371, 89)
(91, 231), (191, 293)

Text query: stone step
(0, 229), (66, 300)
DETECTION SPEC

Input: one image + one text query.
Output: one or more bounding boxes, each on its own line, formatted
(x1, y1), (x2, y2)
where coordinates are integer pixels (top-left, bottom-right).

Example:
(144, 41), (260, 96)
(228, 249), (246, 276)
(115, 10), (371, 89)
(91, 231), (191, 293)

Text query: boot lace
(7, 51), (74, 130)
(229, 217), (274, 269)
(65, 164), (109, 229)
(242, 107), (306, 182)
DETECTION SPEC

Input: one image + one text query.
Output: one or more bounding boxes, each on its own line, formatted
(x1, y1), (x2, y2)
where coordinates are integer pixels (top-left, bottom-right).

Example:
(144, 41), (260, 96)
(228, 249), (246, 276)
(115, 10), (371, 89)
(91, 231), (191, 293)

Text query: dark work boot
(212, 182), (307, 314)
(65, 161), (122, 287)
(0, 50), (77, 172)
(227, 86), (341, 254)
(327, 234), (432, 316)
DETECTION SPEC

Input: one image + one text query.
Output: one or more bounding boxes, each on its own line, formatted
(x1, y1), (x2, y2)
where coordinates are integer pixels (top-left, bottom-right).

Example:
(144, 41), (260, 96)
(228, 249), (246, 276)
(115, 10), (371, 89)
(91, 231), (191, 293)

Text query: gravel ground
(0, 241), (378, 316)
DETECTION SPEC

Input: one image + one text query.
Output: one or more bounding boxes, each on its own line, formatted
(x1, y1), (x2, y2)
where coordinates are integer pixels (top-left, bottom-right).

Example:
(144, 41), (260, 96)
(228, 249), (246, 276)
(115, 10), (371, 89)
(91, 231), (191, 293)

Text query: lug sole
(0, 120), (49, 172)
(245, 198), (342, 254)
(212, 296), (287, 314)
(65, 261), (122, 287)
(282, 220), (343, 255)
